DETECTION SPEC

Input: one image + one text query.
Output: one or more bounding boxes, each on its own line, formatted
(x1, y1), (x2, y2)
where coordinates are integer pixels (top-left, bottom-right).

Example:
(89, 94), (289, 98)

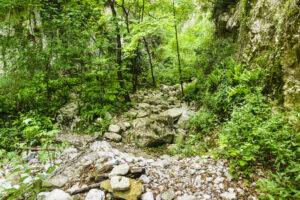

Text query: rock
(38, 189), (72, 200)
(22, 150), (37, 162)
(177, 195), (196, 200)
(137, 110), (149, 118)
(85, 189), (105, 200)
(161, 189), (175, 200)
(130, 167), (145, 178)
(160, 108), (182, 122)
(124, 122), (131, 129)
(56, 102), (78, 127)
(138, 103), (150, 109)
(110, 164), (130, 176)
(104, 159), (119, 166)
(108, 125), (121, 134)
(0, 179), (12, 194)
(37, 192), (50, 200)
(130, 117), (175, 147)
(220, 192), (237, 199)
(139, 175), (150, 184)
(110, 176), (130, 191)
(101, 178), (142, 200)
(142, 192), (154, 200)
(103, 132), (122, 142)
(49, 175), (69, 188)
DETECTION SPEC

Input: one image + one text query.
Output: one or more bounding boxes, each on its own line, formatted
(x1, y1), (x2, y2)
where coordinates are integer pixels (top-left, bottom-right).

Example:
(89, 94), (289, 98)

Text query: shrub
(219, 92), (299, 199)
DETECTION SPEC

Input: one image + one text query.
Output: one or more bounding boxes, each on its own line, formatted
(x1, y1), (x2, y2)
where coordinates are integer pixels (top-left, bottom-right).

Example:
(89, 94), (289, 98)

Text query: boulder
(130, 117), (175, 147)
(85, 189), (105, 200)
(101, 178), (142, 200)
(160, 108), (183, 122)
(103, 132), (122, 142)
(56, 102), (78, 127)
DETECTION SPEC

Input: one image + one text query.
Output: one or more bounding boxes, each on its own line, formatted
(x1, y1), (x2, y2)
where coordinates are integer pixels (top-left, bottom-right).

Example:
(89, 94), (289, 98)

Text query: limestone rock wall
(214, 0), (300, 110)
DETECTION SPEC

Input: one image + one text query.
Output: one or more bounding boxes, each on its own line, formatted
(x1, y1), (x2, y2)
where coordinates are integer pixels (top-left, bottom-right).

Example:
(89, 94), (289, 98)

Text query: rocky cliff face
(214, 0), (300, 111)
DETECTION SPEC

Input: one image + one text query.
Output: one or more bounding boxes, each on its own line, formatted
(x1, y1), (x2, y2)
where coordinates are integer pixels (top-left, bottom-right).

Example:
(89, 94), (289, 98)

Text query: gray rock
(22, 150), (37, 162)
(108, 125), (121, 133)
(110, 176), (130, 191)
(56, 102), (78, 126)
(160, 108), (183, 122)
(39, 189), (72, 200)
(85, 189), (105, 200)
(110, 164), (130, 176)
(103, 132), (122, 142)
(124, 122), (131, 129)
(49, 175), (69, 188)
(161, 189), (175, 200)
(177, 195), (197, 200)
(104, 159), (119, 166)
(130, 117), (175, 147)
(142, 192), (154, 200)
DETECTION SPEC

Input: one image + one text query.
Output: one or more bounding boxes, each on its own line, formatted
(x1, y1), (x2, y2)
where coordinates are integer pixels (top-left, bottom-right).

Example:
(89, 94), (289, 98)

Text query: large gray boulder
(129, 115), (175, 147)
(56, 102), (78, 127)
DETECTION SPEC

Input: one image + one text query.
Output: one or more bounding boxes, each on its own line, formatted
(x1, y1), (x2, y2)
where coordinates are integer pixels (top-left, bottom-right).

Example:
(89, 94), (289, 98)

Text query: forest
(0, 0), (299, 199)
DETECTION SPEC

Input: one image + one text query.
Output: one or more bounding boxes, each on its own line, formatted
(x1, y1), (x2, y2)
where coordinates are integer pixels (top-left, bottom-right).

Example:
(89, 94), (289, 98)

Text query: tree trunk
(142, 0), (155, 87)
(172, 0), (184, 96)
(143, 37), (155, 87)
(108, 0), (131, 102)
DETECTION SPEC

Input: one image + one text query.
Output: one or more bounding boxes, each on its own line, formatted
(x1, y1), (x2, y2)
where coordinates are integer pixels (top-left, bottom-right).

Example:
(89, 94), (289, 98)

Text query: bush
(219, 92), (299, 199)
(190, 108), (218, 135)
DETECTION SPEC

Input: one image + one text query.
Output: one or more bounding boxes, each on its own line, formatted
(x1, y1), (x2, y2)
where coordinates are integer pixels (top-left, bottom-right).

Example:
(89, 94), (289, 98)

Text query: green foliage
(190, 108), (217, 135)
(219, 93), (299, 199)
(0, 112), (58, 151)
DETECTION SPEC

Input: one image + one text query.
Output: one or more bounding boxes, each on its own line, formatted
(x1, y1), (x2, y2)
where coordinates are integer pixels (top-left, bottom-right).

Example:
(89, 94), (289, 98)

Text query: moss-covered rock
(100, 178), (142, 200)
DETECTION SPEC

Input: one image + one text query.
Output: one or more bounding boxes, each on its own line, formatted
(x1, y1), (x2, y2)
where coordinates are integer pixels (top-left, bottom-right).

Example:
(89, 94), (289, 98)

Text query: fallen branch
(14, 146), (56, 151)
(70, 182), (102, 195)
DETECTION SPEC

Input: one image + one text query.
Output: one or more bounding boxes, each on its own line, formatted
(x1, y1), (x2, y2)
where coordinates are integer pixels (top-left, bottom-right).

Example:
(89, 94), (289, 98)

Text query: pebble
(142, 192), (155, 200)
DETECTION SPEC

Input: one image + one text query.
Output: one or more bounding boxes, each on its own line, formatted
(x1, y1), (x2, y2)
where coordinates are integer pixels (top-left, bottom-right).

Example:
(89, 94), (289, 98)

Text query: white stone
(139, 175), (150, 184)
(104, 159), (119, 166)
(110, 164), (130, 176)
(142, 192), (155, 200)
(108, 125), (121, 133)
(40, 189), (72, 200)
(220, 192), (237, 199)
(85, 189), (105, 200)
(110, 176), (130, 191)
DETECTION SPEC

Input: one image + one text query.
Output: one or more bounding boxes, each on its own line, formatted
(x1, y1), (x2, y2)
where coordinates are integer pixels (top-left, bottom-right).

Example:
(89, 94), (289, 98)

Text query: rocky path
(0, 85), (259, 200)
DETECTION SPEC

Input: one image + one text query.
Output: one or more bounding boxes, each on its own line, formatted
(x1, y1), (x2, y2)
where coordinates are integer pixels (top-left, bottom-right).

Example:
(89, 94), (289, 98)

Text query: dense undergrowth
(0, 0), (299, 199)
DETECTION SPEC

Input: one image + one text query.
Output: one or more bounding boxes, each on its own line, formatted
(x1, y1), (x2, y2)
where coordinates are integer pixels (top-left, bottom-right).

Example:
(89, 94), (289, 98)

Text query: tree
(172, 0), (184, 96)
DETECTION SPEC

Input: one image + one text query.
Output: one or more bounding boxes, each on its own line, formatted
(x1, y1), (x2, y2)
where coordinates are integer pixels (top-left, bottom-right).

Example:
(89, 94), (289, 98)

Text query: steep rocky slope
(214, 0), (300, 111)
